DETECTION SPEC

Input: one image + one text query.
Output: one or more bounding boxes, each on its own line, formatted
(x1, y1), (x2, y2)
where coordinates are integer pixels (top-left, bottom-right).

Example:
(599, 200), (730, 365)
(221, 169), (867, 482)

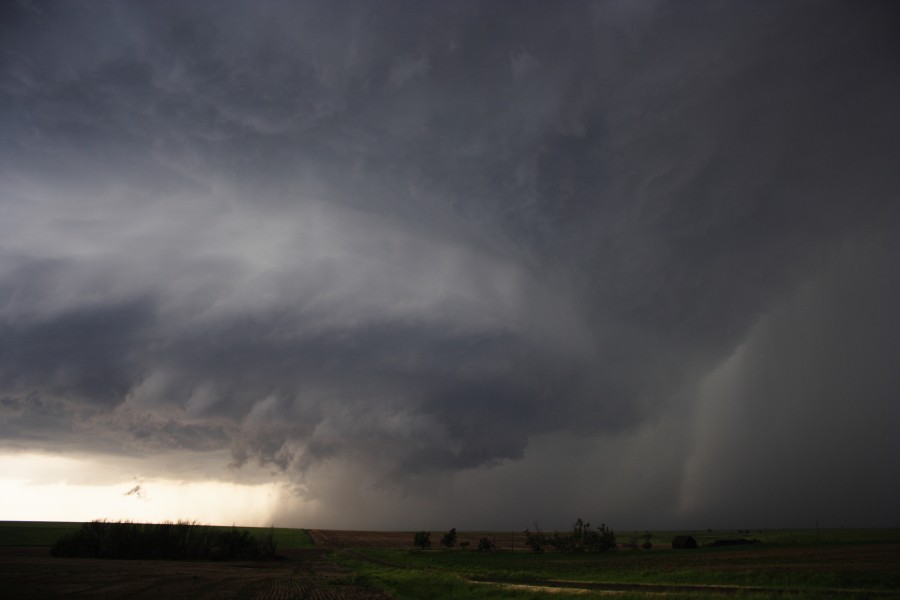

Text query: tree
(440, 528), (457, 548)
(544, 519), (617, 553)
(413, 531), (431, 549)
(477, 537), (495, 552)
(571, 518), (589, 552)
(524, 522), (547, 553)
(584, 522), (616, 552)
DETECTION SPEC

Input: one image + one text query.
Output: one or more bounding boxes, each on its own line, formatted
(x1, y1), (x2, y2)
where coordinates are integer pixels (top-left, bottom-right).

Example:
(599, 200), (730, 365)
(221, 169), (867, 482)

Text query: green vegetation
(413, 530), (431, 549)
(523, 518), (616, 553)
(341, 554), (647, 600)
(440, 527), (457, 548)
(263, 526), (313, 549)
(335, 531), (900, 599)
(478, 536), (496, 552)
(50, 520), (279, 560)
(0, 521), (82, 546)
(4, 522), (899, 598)
(337, 552), (805, 600)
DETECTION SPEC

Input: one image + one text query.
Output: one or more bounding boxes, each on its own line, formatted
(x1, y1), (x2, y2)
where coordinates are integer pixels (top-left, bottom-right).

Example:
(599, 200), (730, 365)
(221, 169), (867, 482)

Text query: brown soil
(0, 546), (391, 600)
(308, 530), (415, 549)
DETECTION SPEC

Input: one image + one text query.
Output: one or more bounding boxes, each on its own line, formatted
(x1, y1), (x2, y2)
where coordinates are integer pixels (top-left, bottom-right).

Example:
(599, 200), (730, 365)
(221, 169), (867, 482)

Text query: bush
(524, 527), (547, 553)
(440, 528), (457, 548)
(528, 518), (617, 554)
(413, 531), (431, 549)
(477, 537), (495, 552)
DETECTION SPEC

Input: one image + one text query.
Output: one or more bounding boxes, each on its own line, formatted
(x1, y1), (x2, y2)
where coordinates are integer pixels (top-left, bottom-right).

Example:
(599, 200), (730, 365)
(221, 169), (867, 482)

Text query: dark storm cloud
(0, 289), (151, 405)
(1, 0), (898, 527)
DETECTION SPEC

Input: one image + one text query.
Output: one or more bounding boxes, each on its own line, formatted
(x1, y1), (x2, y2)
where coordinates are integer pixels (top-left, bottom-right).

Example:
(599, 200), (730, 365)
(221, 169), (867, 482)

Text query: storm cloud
(1, 0), (898, 529)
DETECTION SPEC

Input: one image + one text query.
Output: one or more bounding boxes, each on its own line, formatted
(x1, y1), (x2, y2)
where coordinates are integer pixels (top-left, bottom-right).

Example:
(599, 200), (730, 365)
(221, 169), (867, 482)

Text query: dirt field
(308, 530), (414, 549)
(0, 546), (390, 600)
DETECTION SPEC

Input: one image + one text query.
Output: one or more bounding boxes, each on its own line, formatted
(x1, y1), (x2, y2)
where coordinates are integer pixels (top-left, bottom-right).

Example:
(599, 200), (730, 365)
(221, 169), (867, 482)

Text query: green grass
(334, 531), (900, 600)
(204, 525), (313, 550)
(337, 552), (827, 600)
(250, 526), (313, 549)
(340, 554), (691, 600)
(0, 521), (313, 550)
(0, 521), (82, 545)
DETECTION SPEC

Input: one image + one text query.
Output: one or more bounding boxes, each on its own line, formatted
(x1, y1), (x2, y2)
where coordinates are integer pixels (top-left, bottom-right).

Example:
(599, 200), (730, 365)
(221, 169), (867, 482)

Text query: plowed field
(0, 546), (391, 600)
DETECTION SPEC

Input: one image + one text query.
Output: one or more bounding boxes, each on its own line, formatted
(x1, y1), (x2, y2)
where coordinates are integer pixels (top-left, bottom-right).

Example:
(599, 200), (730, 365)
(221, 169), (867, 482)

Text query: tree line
(524, 518), (616, 553)
(50, 519), (279, 560)
(414, 519), (617, 553)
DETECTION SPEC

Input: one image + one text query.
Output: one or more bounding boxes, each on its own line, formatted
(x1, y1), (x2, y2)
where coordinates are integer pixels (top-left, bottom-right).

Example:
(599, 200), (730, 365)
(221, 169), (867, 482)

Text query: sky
(1, 0), (898, 531)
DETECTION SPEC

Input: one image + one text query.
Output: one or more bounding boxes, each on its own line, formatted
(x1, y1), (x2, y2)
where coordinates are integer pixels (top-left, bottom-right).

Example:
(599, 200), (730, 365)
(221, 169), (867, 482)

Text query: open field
(317, 528), (900, 599)
(0, 545), (389, 600)
(0, 520), (82, 545)
(1, 523), (898, 599)
(336, 541), (900, 598)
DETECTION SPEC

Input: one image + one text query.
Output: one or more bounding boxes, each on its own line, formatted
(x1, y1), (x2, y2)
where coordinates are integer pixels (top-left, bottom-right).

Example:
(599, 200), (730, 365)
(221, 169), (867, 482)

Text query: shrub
(524, 527), (548, 553)
(50, 520), (277, 560)
(531, 518), (617, 554)
(477, 537), (495, 552)
(440, 528), (457, 548)
(413, 531), (431, 549)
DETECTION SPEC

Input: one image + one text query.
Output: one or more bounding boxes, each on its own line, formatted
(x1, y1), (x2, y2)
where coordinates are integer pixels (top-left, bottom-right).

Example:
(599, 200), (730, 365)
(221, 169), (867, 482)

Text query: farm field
(0, 544), (389, 600)
(1, 523), (898, 599)
(322, 528), (900, 599)
(337, 541), (900, 598)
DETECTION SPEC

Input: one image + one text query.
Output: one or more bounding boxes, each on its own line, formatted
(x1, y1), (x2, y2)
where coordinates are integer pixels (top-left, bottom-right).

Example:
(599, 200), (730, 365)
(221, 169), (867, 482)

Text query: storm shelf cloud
(1, 0), (898, 530)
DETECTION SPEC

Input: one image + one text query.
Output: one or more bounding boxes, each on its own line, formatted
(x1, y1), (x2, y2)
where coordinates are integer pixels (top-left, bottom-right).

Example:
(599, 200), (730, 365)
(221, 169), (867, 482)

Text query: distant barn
(672, 535), (698, 549)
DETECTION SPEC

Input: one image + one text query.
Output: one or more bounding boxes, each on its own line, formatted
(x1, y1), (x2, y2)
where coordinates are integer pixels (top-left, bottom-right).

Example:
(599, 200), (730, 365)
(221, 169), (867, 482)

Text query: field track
(0, 546), (391, 600)
(4, 527), (898, 598)
(331, 538), (900, 598)
(469, 576), (900, 597)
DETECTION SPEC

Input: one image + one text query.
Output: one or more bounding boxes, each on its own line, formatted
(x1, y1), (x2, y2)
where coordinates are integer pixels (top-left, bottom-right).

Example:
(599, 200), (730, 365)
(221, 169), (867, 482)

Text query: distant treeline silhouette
(523, 518), (616, 553)
(50, 519), (278, 560)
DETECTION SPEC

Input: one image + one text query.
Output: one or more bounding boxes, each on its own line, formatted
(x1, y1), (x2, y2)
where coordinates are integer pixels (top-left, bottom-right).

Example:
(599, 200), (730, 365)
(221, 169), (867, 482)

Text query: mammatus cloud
(1, 0), (898, 528)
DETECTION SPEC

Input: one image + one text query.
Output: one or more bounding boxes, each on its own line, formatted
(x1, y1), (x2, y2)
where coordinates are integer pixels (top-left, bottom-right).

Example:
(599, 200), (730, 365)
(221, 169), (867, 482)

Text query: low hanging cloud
(1, 0), (898, 528)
